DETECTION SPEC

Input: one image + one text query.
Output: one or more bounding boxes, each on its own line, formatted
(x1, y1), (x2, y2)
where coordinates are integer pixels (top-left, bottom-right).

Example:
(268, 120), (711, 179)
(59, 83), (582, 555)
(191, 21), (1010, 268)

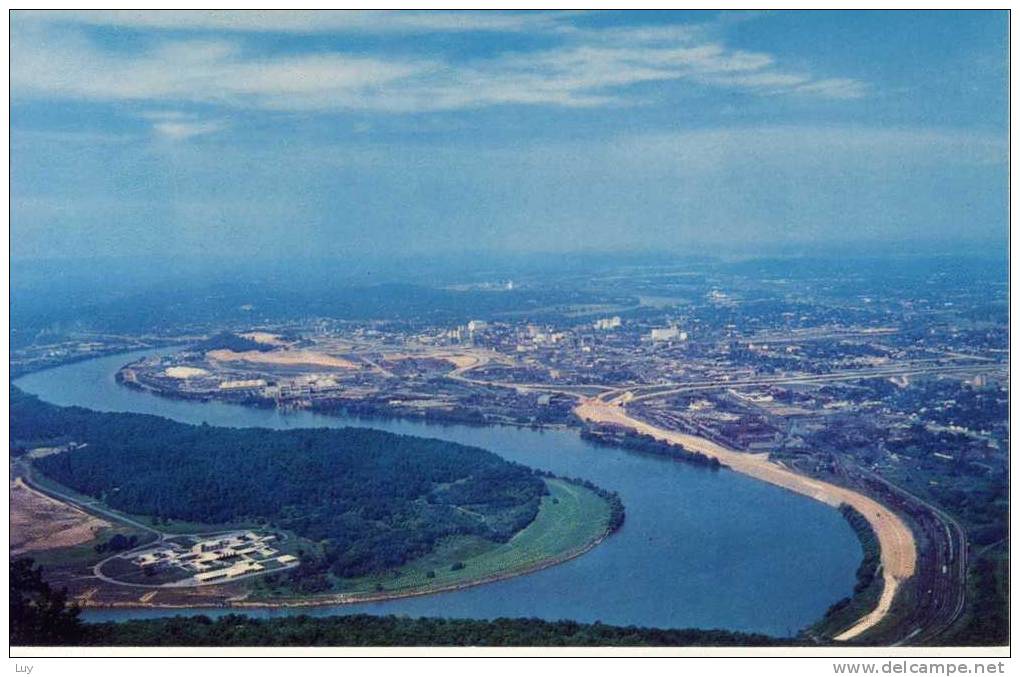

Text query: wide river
(16, 350), (862, 637)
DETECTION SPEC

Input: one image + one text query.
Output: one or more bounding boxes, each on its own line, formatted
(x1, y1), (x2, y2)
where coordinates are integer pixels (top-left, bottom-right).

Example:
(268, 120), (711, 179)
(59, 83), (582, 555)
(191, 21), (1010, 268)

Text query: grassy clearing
(256, 478), (612, 601)
(14, 462), (276, 572)
(143, 517), (263, 536)
(364, 478), (611, 593)
(26, 524), (156, 568)
(20, 465), (612, 604)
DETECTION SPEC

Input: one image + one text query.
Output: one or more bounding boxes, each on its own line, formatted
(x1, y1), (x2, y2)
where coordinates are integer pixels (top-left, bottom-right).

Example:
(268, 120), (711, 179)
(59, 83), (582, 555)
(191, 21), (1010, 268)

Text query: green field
(24, 524), (156, 568)
(17, 458), (613, 603)
(254, 477), (612, 601)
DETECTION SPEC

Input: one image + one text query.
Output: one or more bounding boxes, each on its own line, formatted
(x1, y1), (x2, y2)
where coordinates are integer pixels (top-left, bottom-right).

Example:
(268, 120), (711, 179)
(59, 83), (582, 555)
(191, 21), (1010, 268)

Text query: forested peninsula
(11, 388), (621, 592)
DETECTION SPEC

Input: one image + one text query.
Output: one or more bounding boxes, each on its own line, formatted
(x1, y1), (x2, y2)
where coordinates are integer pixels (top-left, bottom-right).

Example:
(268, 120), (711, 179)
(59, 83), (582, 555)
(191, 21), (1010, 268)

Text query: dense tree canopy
(12, 388), (546, 577)
(10, 559), (83, 646)
(11, 558), (787, 647)
(191, 331), (273, 353)
(78, 614), (790, 647)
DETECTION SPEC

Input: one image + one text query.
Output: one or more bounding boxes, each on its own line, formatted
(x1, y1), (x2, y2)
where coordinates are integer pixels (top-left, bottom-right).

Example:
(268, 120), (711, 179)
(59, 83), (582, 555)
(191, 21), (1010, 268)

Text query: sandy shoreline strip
(574, 398), (916, 642)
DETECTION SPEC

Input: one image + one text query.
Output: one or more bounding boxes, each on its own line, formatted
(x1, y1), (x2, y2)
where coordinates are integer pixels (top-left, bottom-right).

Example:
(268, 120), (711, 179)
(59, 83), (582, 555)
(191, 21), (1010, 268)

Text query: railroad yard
(12, 258), (1008, 645)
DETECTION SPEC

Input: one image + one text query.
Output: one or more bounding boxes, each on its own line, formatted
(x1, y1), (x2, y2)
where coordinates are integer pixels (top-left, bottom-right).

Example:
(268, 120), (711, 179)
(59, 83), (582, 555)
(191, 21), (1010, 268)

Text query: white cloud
(12, 124), (1005, 259)
(146, 115), (226, 141)
(10, 28), (429, 110)
(10, 12), (868, 113)
(792, 78), (869, 100)
(13, 10), (574, 35)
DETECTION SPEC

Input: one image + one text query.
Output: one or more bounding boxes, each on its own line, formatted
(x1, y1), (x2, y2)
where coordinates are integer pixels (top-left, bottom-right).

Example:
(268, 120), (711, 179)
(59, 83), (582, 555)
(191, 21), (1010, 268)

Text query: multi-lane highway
(445, 354), (982, 645)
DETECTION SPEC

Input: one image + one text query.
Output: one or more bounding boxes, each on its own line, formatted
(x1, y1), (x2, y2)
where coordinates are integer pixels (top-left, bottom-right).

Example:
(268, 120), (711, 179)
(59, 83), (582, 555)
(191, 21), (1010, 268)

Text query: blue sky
(10, 10), (1008, 260)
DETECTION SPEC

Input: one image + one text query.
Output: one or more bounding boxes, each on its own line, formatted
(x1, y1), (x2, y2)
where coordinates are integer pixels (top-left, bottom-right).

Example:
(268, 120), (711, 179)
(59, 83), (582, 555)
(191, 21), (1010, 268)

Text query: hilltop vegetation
(10, 559), (84, 646)
(191, 331), (274, 353)
(13, 557), (785, 647)
(11, 388), (555, 579)
(11, 267), (632, 343)
(82, 613), (791, 647)
(812, 504), (883, 638)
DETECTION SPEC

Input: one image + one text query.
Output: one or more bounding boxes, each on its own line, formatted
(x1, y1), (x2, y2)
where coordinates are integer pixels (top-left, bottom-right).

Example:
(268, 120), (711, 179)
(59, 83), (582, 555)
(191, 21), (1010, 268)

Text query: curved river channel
(16, 349), (862, 637)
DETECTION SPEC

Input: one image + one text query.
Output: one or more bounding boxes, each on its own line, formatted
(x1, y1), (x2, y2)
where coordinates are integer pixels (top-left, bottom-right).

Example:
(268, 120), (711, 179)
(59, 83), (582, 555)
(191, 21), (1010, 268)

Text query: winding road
(440, 350), (991, 643)
(439, 351), (924, 641)
(15, 460), (297, 590)
(572, 398), (917, 642)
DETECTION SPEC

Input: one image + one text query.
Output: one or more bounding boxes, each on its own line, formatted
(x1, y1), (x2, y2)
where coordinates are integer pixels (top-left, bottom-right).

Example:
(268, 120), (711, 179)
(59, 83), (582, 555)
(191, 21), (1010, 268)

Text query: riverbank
(811, 505), (885, 639)
(111, 349), (912, 637)
(17, 349), (864, 637)
(573, 398), (917, 642)
(119, 361), (579, 432)
(18, 464), (616, 612)
(76, 527), (612, 611)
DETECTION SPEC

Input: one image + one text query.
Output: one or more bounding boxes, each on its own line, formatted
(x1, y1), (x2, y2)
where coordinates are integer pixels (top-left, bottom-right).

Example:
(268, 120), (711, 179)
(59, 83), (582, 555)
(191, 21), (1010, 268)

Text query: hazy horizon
(10, 10), (1008, 262)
